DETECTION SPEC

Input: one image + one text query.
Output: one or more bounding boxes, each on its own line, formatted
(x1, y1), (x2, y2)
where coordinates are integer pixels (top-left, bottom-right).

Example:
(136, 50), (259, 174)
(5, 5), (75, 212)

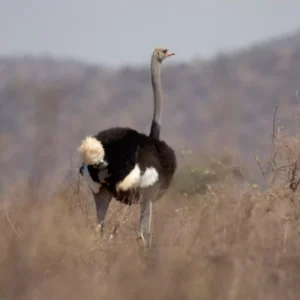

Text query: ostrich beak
(167, 51), (175, 56)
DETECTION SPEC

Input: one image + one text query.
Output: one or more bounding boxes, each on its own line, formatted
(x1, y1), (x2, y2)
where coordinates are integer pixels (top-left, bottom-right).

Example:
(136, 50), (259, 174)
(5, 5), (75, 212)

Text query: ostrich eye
(162, 49), (168, 54)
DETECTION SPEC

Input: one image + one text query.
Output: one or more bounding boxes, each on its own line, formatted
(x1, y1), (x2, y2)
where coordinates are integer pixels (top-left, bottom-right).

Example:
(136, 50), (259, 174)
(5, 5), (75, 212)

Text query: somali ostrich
(78, 48), (177, 246)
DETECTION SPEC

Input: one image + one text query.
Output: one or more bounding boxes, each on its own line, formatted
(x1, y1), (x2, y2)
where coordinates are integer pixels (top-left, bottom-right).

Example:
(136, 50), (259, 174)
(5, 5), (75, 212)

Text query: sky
(1, 0), (300, 67)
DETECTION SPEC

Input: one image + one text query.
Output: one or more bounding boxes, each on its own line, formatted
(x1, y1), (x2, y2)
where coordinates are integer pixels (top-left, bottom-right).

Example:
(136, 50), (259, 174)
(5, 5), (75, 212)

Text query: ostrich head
(152, 48), (175, 63)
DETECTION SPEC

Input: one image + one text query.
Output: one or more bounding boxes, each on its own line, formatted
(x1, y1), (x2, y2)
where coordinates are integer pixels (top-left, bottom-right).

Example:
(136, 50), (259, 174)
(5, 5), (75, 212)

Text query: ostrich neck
(151, 56), (163, 129)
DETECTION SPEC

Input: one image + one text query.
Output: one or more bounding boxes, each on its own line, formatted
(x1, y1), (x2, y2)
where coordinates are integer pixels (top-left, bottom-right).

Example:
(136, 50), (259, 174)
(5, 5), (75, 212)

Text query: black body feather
(80, 127), (176, 205)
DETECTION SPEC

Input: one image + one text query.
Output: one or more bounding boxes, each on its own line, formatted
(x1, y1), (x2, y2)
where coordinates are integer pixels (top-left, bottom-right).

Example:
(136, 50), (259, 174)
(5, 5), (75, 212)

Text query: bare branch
(272, 102), (281, 144)
(1, 202), (21, 237)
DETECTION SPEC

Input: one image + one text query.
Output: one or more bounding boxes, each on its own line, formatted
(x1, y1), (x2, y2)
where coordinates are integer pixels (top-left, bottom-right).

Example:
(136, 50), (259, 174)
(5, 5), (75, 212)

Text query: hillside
(1, 30), (300, 191)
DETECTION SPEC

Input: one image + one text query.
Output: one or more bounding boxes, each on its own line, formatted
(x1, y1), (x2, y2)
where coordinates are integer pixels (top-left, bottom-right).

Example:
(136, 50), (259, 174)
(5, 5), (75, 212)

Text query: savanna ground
(1, 102), (300, 300)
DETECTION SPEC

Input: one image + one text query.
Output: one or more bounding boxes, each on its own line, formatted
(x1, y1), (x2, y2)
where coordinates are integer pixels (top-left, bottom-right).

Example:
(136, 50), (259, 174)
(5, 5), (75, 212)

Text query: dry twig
(1, 202), (21, 237)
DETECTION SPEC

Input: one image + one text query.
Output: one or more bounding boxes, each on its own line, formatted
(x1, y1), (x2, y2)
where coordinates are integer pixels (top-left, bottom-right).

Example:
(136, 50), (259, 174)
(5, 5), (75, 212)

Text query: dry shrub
(256, 102), (300, 192)
(174, 150), (245, 197)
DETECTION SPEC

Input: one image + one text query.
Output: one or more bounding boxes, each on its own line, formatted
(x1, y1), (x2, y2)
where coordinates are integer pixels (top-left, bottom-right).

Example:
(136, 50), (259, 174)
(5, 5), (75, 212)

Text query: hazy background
(1, 0), (300, 66)
(1, 1), (300, 192)
(3, 2), (300, 300)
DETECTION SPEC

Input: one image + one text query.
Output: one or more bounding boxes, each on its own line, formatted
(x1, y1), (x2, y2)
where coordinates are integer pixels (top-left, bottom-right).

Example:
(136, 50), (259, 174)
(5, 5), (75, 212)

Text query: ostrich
(78, 48), (177, 246)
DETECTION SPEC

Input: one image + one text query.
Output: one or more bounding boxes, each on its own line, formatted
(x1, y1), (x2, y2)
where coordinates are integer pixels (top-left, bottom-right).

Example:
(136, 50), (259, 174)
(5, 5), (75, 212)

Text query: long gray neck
(149, 55), (162, 139)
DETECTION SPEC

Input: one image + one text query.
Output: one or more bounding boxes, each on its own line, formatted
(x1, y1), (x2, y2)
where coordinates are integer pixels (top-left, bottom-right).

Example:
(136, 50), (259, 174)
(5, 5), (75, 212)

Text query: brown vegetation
(1, 151), (300, 299)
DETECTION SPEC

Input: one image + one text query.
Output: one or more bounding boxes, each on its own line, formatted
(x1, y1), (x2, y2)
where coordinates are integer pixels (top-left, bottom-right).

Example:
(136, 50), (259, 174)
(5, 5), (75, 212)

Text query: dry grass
(2, 87), (300, 299)
(1, 165), (300, 300)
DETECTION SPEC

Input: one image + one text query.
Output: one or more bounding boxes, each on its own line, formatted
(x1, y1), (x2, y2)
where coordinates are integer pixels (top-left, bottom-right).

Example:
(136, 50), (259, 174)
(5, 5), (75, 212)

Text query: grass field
(1, 146), (300, 300)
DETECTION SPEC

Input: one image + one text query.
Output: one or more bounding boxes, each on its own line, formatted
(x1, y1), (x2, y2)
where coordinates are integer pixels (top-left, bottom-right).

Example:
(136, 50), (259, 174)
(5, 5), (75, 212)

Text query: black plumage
(80, 126), (176, 205)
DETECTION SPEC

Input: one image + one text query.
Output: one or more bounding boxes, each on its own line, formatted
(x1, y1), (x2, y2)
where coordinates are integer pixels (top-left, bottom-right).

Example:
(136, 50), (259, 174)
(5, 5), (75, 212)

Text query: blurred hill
(1, 29), (300, 192)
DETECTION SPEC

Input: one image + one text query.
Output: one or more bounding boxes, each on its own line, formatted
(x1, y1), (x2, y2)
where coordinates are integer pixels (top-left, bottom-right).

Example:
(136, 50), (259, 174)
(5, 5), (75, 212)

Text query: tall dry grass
(1, 86), (300, 300)
(1, 164), (300, 300)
